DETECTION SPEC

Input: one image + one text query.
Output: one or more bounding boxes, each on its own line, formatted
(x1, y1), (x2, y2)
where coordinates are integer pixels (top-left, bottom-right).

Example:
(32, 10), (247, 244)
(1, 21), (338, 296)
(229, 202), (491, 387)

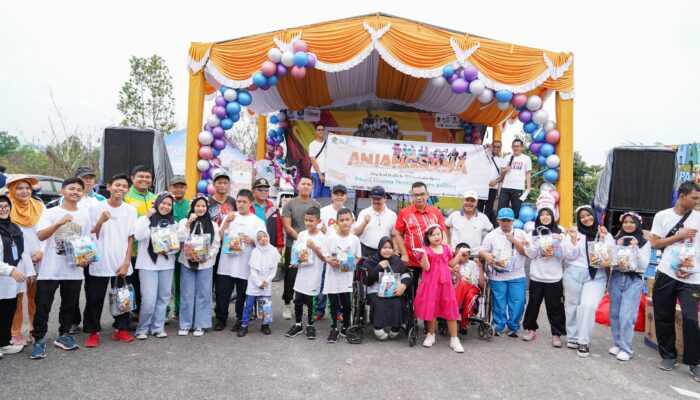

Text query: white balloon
(497, 101), (510, 110)
(532, 110), (549, 125)
(223, 88), (237, 102)
(477, 88), (494, 103)
(268, 48), (282, 63)
(468, 80), (485, 96)
(197, 159), (210, 171)
(281, 51), (295, 67)
(540, 182), (555, 192)
(431, 76), (447, 88)
(546, 154), (561, 168)
(523, 221), (536, 234)
(206, 114), (220, 127)
(277, 112), (287, 121)
(543, 120), (556, 132)
(526, 95), (543, 111)
(198, 130), (214, 146)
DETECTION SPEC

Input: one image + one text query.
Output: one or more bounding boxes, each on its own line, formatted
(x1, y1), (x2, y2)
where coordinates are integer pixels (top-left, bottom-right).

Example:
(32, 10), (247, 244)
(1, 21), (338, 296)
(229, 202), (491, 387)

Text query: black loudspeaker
(603, 209), (657, 237)
(608, 148), (676, 212)
(101, 127), (154, 181)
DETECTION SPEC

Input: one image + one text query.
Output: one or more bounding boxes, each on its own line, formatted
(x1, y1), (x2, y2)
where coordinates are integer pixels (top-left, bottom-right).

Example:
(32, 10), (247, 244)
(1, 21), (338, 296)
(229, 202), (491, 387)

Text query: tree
(117, 55), (177, 134)
(227, 112), (258, 158)
(0, 131), (19, 158)
(573, 151), (602, 208)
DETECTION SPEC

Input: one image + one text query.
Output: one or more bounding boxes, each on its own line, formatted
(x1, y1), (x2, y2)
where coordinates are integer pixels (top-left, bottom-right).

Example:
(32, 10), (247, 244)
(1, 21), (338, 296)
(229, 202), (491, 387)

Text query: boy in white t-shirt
(497, 139), (532, 220)
(323, 208), (362, 344)
(285, 206), (327, 340)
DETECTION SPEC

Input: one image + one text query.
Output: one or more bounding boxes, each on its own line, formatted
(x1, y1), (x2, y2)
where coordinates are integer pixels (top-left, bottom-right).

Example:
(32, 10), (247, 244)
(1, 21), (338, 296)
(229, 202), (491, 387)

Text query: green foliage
(117, 55), (176, 134)
(573, 151), (602, 208)
(0, 131), (20, 158)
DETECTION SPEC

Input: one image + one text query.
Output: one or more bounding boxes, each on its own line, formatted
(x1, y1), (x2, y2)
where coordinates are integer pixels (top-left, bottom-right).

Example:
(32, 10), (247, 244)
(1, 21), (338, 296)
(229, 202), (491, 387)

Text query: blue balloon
(270, 115), (279, 124)
(293, 51), (309, 67)
(537, 155), (548, 166)
(544, 168), (559, 183)
(513, 219), (524, 230)
(252, 72), (268, 87)
(226, 101), (241, 117)
(276, 127), (285, 136)
(519, 205), (536, 222)
(442, 65), (454, 78)
(275, 134), (284, 144)
(213, 149), (221, 157)
(231, 113), (240, 123)
(540, 143), (555, 157)
(277, 158), (285, 164)
(196, 179), (209, 193)
(523, 121), (539, 134)
(267, 129), (277, 138)
(533, 129), (546, 143)
(267, 74), (279, 86)
(495, 90), (513, 103)
(220, 118), (234, 130)
(219, 85), (231, 95)
(237, 91), (252, 106)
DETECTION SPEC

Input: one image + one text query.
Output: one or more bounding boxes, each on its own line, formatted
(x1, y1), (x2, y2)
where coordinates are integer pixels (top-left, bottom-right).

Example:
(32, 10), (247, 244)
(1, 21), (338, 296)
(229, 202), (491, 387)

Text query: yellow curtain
(556, 94), (574, 227)
(185, 70), (206, 198)
(275, 67), (333, 110)
(257, 115), (267, 160)
(375, 58), (427, 103)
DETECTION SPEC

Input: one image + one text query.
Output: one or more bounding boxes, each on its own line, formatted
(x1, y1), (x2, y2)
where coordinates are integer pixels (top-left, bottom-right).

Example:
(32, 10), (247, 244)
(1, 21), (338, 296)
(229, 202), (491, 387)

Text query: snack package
(492, 246), (513, 273)
(222, 230), (244, 255)
(614, 238), (639, 272)
(291, 243), (313, 267)
(110, 281), (136, 316)
(256, 297), (273, 324)
(670, 240), (698, 274)
(587, 240), (612, 268)
(335, 251), (356, 272)
(151, 222), (180, 255)
(378, 272), (400, 298)
(65, 235), (100, 266)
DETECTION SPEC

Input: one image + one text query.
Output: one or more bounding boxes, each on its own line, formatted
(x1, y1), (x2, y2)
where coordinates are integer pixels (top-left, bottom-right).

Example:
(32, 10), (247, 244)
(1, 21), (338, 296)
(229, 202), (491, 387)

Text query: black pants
(82, 274), (131, 334)
(283, 246), (297, 305)
(0, 296), (18, 347)
(215, 275), (247, 323)
(32, 280), (82, 341)
(361, 243), (378, 259)
(130, 257), (141, 314)
(653, 272), (700, 365)
(522, 280), (566, 336)
(329, 293), (351, 329)
(478, 188), (498, 227)
(498, 188), (524, 219)
(71, 266), (90, 326)
(294, 291), (314, 325)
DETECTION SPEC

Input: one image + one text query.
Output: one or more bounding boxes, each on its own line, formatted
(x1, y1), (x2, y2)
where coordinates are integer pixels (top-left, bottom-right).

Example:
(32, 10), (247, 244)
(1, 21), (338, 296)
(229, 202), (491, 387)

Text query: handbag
(65, 235), (100, 267)
(587, 233), (612, 268)
(533, 226), (563, 258)
(183, 222), (211, 263)
(222, 229), (245, 255)
(670, 238), (698, 274)
(256, 297), (273, 324)
(109, 276), (136, 317)
(150, 220), (180, 255)
(614, 236), (639, 272)
(378, 262), (401, 298)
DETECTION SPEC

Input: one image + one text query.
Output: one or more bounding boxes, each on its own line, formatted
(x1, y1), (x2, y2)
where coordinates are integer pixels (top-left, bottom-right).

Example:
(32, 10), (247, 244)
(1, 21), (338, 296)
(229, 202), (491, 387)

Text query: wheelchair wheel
(346, 325), (364, 344)
(408, 327), (417, 347)
(477, 323), (494, 341)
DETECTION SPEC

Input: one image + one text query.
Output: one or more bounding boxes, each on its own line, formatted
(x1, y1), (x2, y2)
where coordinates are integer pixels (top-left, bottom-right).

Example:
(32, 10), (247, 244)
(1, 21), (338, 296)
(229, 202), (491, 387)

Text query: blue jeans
(136, 269), (174, 335)
(179, 266), (213, 331)
(490, 278), (526, 332)
(609, 271), (643, 355)
(563, 267), (607, 345)
(311, 173), (330, 198)
(241, 295), (271, 327)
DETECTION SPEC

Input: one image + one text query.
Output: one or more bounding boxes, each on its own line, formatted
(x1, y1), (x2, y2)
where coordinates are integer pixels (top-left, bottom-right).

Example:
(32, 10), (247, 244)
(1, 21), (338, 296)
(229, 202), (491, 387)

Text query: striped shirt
(395, 205), (445, 267)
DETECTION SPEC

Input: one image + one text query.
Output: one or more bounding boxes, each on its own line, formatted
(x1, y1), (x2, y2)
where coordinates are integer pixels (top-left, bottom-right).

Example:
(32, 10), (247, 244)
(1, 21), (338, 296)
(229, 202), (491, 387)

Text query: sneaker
(374, 329), (388, 341)
(306, 325), (316, 340)
(552, 336), (562, 348)
(327, 328), (339, 343)
(214, 322), (226, 331)
(0, 344), (24, 354)
(30, 340), (46, 359)
(313, 313), (325, 321)
(231, 320), (242, 332)
(658, 358), (679, 371)
(507, 329), (519, 338)
(193, 329), (204, 337)
(691, 365), (700, 382)
(494, 330), (502, 337)
(567, 341), (578, 349)
(609, 346), (621, 356)
(85, 333), (99, 348)
(522, 330), (537, 341)
(388, 330), (400, 340)
(337, 314), (344, 323)
(177, 330), (189, 336)
(423, 333), (436, 348)
(154, 332), (168, 338)
(135, 333), (148, 340)
(68, 324), (80, 335)
(237, 326), (248, 337)
(286, 324), (303, 338)
(577, 344), (590, 358)
(11, 335), (26, 347)
(450, 337), (464, 353)
(339, 326), (348, 338)
(616, 351), (631, 362)
(111, 330), (134, 343)
(53, 334), (79, 350)
(282, 305), (292, 320)
(261, 325), (271, 335)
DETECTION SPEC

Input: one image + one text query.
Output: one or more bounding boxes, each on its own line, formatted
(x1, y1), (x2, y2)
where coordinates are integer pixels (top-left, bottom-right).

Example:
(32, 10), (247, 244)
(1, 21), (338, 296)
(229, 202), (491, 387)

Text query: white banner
(287, 108), (321, 122)
(323, 134), (497, 198)
(435, 113), (461, 129)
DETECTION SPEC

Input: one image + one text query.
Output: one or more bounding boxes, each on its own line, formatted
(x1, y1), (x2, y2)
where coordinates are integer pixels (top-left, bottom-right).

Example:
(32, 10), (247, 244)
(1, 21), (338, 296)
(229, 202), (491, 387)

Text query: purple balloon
(260, 85), (270, 91)
(518, 110), (532, 123)
(215, 96), (227, 107)
(277, 64), (288, 77)
(448, 73), (459, 84)
(529, 142), (542, 154)
(212, 126), (225, 138)
(463, 66), (478, 81)
(214, 106), (227, 119)
(201, 170), (210, 180)
(306, 53), (317, 68)
(203, 124), (212, 132)
(451, 78), (469, 94)
(266, 137), (276, 145)
(212, 138), (226, 151)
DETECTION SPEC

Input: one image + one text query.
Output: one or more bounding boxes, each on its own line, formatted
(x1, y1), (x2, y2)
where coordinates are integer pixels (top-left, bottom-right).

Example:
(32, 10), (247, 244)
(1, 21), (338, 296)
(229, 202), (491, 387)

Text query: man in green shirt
(166, 176), (190, 319)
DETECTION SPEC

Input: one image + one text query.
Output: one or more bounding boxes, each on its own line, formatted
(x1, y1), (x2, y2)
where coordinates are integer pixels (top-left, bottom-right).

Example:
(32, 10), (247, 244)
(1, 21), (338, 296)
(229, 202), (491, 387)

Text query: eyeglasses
(411, 192), (428, 198)
(255, 188), (270, 192)
(0, 205), (9, 211)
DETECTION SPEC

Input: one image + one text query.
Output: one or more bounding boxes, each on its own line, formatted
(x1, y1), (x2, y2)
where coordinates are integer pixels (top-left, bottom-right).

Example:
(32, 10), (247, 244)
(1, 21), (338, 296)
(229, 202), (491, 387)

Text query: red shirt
(395, 204), (446, 267)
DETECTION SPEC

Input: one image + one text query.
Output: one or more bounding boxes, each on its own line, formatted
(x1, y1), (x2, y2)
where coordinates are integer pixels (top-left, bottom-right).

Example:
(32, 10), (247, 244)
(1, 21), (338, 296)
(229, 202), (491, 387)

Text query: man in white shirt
(649, 181), (700, 380)
(308, 124), (330, 199)
(497, 139), (532, 220)
(479, 141), (504, 226)
(446, 190), (493, 254)
(353, 186), (397, 258)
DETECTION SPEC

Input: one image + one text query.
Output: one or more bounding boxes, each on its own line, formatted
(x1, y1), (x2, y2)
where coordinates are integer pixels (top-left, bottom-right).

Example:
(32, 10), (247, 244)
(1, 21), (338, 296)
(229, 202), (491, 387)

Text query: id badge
(11, 242), (19, 261)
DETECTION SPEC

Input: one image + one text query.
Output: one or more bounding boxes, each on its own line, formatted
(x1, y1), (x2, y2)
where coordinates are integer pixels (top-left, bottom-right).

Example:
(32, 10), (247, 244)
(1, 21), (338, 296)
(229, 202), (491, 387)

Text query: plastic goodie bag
(534, 227), (563, 258)
(183, 222), (211, 264)
(65, 235), (100, 267)
(332, 249), (356, 272)
(378, 269), (400, 298)
(614, 236), (639, 272)
(110, 277), (136, 317)
(256, 297), (273, 324)
(670, 239), (698, 274)
(150, 220), (180, 255)
(222, 230), (244, 255)
(492, 244), (514, 273)
(587, 234), (612, 268)
(291, 242), (313, 267)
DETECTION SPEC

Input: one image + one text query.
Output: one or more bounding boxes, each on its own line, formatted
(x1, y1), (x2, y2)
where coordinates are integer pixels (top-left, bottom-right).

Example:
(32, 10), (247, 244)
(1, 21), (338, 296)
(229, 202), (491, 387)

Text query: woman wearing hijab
(562, 205), (614, 358)
(0, 194), (35, 357)
(134, 192), (178, 340)
(177, 195), (220, 337)
(608, 212), (651, 362)
(522, 207), (568, 347)
(6, 175), (45, 347)
(364, 237), (411, 341)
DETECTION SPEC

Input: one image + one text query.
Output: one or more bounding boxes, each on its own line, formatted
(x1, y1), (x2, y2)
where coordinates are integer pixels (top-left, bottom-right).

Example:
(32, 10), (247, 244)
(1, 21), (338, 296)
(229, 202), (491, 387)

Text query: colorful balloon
(214, 106), (227, 119)
(198, 146), (213, 160)
(537, 155), (548, 166)
(477, 88), (494, 103)
(495, 90), (513, 103)
(550, 190), (560, 202)
(545, 129), (560, 144)
(431, 76), (447, 88)
(212, 126), (224, 139)
(524, 121), (539, 134)
(223, 88), (237, 102)
(540, 143), (555, 157)
(220, 118), (233, 130)
(511, 93), (527, 108)
(462, 65), (478, 81)
(267, 74), (279, 86)
(197, 159), (210, 171)
(268, 48), (282, 63)
(513, 219), (524, 230)
(497, 101), (510, 110)
(532, 110), (548, 125)
(519, 205), (536, 222)
(237, 91), (252, 106)
(468, 80), (485, 96)
(219, 85), (231, 95)
(523, 221), (536, 234)
(206, 115), (220, 127)
(544, 169), (559, 183)
(226, 102), (241, 118)
(291, 66), (306, 79)
(543, 120), (556, 132)
(198, 131), (214, 146)
(451, 78), (469, 94)
(293, 40), (308, 53)
(270, 115), (279, 124)
(261, 61), (277, 77)
(197, 179), (208, 193)
(212, 138), (226, 151)
(293, 51), (308, 67)
(518, 110), (532, 123)
(540, 183), (556, 192)
(252, 72), (268, 87)
(306, 53), (317, 68)
(533, 129), (546, 143)
(442, 65), (454, 78)
(546, 154), (561, 168)
(276, 64), (288, 77)
(207, 183), (215, 195)
(281, 51), (295, 67)
(215, 96), (227, 107)
(529, 142), (543, 154)
(278, 112), (287, 121)
(526, 95), (543, 111)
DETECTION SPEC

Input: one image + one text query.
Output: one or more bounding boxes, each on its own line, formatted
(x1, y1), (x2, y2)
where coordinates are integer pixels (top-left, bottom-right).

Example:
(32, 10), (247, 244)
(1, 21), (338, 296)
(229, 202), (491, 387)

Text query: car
(28, 175), (63, 208)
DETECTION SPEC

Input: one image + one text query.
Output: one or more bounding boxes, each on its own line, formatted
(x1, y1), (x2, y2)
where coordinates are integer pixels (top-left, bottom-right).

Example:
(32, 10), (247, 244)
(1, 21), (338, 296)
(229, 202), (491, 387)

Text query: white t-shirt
(89, 201), (137, 277)
(308, 139), (327, 173)
(501, 154), (532, 191)
(36, 206), (93, 280)
(479, 228), (527, 281)
(489, 155), (504, 185)
(218, 213), (267, 279)
(323, 233), (362, 294)
(0, 241), (36, 299)
(651, 208), (700, 284)
(293, 230), (327, 296)
(445, 210), (493, 253)
(319, 205), (354, 236)
(352, 206), (397, 249)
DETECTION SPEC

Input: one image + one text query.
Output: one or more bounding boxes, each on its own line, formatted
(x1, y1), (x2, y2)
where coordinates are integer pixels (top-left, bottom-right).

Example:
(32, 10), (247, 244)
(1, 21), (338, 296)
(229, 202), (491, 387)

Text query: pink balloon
(264, 152), (273, 160)
(546, 129), (560, 144)
(279, 120), (289, 128)
(211, 157), (221, 166)
(291, 66), (306, 79)
(518, 110), (532, 123)
(247, 84), (258, 91)
(274, 149), (284, 158)
(277, 64), (288, 77)
(211, 105), (217, 114)
(293, 40), (308, 53)
(207, 183), (215, 195)
(198, 146), (213, 160)
(550, 190), (560, 203)
(306, 53), (316, 68)
(261, 61), (277, 77)
(511, 93), (527, 108)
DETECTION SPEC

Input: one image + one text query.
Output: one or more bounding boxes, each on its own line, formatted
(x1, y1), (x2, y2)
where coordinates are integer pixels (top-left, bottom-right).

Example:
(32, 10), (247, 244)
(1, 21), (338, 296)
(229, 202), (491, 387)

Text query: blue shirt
(253, 203), (266, 221)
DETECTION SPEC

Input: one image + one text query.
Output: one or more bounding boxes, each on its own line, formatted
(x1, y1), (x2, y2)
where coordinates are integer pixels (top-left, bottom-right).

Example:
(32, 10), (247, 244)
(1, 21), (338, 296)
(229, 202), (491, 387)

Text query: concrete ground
(2, 282), (699, 400)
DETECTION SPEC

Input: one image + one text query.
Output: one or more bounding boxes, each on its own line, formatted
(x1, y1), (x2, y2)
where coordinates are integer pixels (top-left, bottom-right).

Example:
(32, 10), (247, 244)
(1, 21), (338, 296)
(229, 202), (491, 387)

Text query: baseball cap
(331, 184), (347, 194)
(253, 178), (270, 188)
(75, 167), (96, 178)
(170, 175), (187, 185)
(497, 208), (515, 220)
(212, 169), (230, 182)
(463, 190), (478, 200)
(369, 186), (386, 198)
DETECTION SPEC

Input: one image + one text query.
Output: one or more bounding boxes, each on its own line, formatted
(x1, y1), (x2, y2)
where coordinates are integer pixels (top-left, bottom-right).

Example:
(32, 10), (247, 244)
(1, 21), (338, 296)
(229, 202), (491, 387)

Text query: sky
(1, 0), (699, 165)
